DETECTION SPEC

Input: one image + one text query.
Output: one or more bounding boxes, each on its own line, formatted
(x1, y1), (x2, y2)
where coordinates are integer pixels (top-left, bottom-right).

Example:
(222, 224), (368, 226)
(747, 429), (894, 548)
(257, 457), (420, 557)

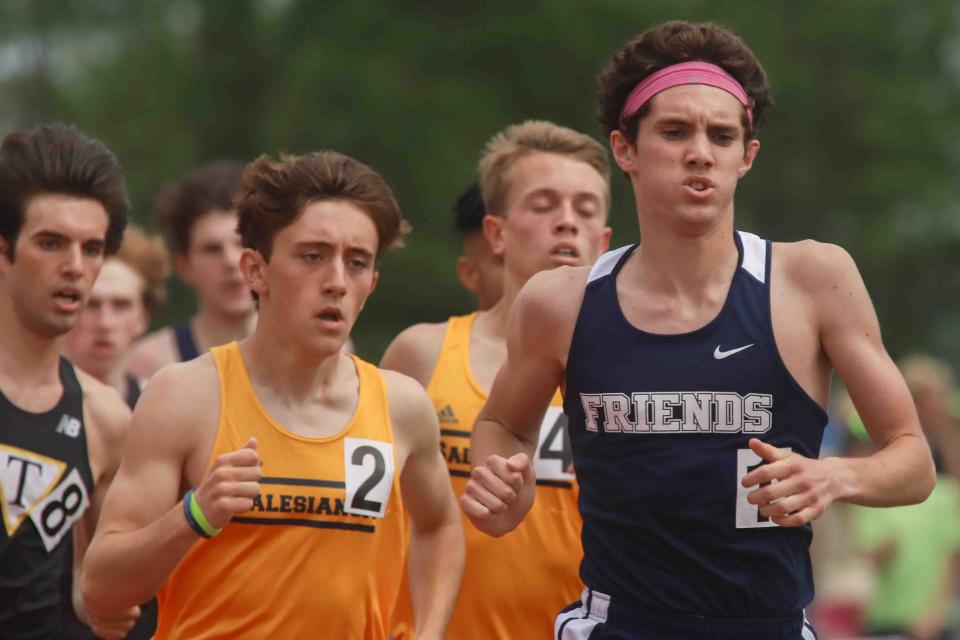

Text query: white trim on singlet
(801, 610), (818, 639)
(555, 588), (610, 639)
(587, 245), (633, 283)
(590, 235), (765, 286)
(738, 230), (766, 284)
(556, 616), (600, 640)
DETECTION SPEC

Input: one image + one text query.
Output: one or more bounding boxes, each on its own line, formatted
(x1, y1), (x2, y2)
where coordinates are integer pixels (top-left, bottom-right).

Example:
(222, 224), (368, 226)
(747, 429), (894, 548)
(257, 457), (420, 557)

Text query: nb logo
(55, 414), (82, 438)
(713, 344), (754, 360)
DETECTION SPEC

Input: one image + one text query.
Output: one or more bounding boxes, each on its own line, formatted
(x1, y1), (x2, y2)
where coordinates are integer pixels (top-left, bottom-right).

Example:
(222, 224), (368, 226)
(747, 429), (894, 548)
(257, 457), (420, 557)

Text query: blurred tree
(0, 0), (956, 363)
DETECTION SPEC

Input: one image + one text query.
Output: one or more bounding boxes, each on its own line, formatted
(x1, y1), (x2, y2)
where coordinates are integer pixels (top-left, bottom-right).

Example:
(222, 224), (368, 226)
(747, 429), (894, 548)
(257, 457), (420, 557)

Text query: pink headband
(619, 61), (753, 130)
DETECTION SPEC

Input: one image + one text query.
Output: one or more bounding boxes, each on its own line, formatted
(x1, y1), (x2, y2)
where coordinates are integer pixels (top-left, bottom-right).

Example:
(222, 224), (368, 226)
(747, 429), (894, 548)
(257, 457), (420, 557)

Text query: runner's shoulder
(773, 239), (859, 296)
(380, 367), (438, 447)
(75, 369), (130, 454)
(380, 320), (449, 386)
(516, 265), (589, 325)
(135, 354), (220, 427)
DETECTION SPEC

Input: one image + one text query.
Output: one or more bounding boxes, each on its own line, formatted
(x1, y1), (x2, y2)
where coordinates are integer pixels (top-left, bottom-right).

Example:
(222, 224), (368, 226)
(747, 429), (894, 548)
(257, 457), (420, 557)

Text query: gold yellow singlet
(392, 313), (582, 639)
(156, 343), (405, 640)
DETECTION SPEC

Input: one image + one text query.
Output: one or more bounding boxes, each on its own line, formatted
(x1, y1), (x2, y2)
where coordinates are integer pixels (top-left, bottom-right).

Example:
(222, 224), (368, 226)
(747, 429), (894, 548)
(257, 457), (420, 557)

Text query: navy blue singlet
(173, 323), (200, 361)
(563, 231), (828, 627)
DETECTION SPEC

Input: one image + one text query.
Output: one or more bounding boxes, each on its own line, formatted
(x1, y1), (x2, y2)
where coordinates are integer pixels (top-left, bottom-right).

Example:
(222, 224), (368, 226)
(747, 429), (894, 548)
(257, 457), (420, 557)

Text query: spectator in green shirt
(854, 354), (960, 640)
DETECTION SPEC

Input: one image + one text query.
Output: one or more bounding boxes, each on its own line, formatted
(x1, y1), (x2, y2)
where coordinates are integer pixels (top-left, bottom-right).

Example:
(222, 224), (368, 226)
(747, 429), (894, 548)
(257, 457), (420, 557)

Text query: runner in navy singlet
(125, 162), (254, 379)
(461, 21), (936, 640)
(0, 124), (138, 639)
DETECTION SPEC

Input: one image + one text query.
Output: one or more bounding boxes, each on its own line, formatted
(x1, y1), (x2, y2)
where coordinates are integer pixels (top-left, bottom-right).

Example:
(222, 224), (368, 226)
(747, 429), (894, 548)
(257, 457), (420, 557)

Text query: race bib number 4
(343, 438), (394, 519)
(533, 407), (575, 483)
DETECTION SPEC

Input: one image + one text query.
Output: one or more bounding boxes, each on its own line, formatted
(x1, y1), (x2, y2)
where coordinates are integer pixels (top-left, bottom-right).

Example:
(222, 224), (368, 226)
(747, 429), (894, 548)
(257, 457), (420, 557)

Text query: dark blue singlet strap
(124, 374), (142, 410)
(173, 323), (200, 361)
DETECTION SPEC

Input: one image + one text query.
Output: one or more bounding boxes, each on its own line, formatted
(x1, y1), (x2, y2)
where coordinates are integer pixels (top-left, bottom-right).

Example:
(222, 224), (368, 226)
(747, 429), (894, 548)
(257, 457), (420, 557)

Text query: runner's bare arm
(387, 371), (464, 640)
(379, 322), (447, 387)
(744, 243), (935, 525)
(82, 357), (260, 616)
(72, 377), (140, 638)
(464, 267), (584, 536)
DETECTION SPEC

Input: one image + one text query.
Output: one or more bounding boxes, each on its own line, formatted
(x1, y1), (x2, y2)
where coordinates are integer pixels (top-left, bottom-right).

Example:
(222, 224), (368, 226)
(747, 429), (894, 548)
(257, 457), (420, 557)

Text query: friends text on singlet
(1, 359), (94, 639)
(156, 343), (405, 640)
(563, 231), (828, 620)
(391, 313), (582, 640)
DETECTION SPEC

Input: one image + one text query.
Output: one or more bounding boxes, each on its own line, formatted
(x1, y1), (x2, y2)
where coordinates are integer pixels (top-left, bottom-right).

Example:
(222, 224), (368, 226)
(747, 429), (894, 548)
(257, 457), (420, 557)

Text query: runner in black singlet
(0, 124), (138, 639)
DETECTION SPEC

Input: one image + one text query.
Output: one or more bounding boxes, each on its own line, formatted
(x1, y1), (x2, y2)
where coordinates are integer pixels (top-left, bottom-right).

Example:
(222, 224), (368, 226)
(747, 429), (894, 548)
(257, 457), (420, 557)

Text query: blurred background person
(902, 354), (960, 480)
(452, 181), (503, 311)
(852, 355), (960, 639)
(808, 390), (876, 639)
(384, 120), (611, 639)
(60, 223), (168, 639)
(64, 224), (169, 408)
(126, 161), (254, 378)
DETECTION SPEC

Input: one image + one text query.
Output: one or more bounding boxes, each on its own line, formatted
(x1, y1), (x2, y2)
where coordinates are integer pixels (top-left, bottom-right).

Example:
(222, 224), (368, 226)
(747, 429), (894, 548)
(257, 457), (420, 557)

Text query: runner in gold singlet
(384, 121), (612, 639)
(82, 151), (464, 639)
(151, 343), (406, 638)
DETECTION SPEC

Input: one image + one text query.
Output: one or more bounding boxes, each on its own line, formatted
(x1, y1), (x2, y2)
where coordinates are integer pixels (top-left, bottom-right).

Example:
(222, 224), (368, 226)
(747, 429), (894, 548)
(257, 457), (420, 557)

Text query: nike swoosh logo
(714, 343), (754, 359)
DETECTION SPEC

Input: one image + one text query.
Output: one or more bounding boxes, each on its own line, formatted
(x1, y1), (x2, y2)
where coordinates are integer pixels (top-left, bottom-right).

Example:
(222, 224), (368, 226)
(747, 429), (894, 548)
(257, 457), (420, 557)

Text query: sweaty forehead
(506, 152), (606, 203)
(21, 194), (109, 237)
(282, 200), (379, 253)
(647, 84), (745, 124)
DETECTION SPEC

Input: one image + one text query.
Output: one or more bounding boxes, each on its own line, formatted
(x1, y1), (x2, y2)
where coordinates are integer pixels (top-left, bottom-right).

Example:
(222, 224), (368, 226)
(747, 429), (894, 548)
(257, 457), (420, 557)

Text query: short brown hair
(478, 120), (610, 217)
(597, 21), (774, 142)
(236, 151), (410, 263)
(0, 123), (129, 260)
(154, 160), (244, 255)
(113, 224), (171, 315)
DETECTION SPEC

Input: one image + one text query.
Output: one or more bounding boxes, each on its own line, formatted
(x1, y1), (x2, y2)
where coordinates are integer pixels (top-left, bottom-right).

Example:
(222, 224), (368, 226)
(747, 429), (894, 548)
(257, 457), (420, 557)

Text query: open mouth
(317, 308), (344, 323)
(54, 289), (81, 307)
(550, 245), (580, 261)
(684, 177), (716, 194)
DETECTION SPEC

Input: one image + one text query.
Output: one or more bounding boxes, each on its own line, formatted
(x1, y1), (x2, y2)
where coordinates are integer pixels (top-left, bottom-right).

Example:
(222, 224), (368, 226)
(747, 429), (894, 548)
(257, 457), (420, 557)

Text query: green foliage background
(2, 0), (958, 365)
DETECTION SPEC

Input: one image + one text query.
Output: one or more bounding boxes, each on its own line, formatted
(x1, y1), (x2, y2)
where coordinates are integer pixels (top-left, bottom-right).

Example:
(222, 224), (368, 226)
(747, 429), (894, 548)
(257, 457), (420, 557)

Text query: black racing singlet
(1, 358), (95, 639)
(58, 371), (156, 640)
(124, 374), (142, 410)
(173, 323), (200, 361)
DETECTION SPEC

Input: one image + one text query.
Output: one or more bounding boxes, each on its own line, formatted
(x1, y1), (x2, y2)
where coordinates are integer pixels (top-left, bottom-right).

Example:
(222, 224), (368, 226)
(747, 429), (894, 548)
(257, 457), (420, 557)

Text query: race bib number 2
(343, 438), (394, 518)
(735, 447), (790, 529)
